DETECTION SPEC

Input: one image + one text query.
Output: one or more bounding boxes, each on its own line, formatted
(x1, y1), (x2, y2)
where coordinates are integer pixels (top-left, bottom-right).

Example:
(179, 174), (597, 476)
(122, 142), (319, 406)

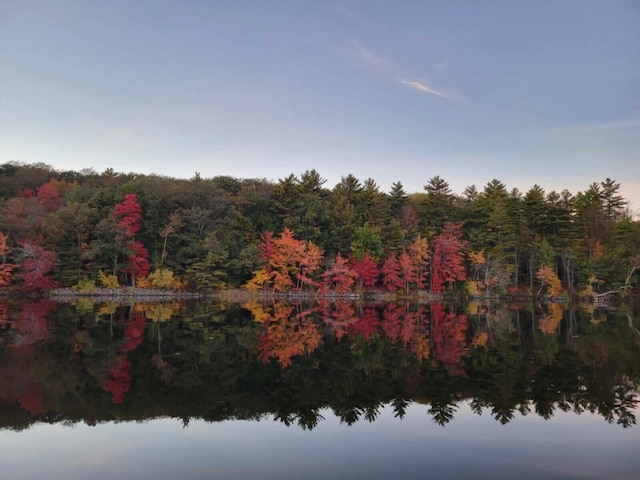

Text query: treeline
(0, 161), (638, 296)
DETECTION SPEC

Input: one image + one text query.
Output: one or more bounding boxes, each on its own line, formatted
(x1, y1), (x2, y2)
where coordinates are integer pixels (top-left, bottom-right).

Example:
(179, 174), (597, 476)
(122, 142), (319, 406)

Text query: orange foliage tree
(249, 228), (323, 292)
(536, 266), (563, 296)
(408, 234), (429, 289)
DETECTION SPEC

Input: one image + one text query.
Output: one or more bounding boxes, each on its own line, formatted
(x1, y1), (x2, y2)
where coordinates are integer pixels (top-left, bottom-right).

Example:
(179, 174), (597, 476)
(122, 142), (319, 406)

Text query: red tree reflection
(431, 303), (468, 376)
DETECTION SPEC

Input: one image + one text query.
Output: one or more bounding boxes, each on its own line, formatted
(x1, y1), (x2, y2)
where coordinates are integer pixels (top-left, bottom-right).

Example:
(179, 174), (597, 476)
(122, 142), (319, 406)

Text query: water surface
(1, 300), (638, 479)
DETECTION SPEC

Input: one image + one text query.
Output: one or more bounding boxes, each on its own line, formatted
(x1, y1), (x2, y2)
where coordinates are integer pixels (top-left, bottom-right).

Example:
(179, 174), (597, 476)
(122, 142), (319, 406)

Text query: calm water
(1, 299), (639, 479)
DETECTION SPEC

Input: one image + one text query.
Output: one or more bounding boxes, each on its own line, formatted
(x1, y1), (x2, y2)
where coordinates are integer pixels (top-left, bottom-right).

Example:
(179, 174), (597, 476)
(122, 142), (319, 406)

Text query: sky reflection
(1, 402), (638, 480)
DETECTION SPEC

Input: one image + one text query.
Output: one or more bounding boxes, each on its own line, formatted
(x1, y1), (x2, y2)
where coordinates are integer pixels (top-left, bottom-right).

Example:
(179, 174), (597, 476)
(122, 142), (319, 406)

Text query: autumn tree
(20, 241), (58, 291)
(398, 252), (419, 295)
(113, 194), (150, 286)
(408, 234), (429, 289)
(349, 254), (379, 290)
(381, 254), (403, 292)
(249, 228), (323, 292)
(536, 266), (563, 296)
(321, 253), (358, 293)
(431, 223), (467, 293)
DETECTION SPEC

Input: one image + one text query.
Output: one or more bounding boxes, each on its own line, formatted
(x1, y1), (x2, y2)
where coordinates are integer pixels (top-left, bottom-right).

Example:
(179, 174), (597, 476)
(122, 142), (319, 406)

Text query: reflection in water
(0, 299), (639, 431)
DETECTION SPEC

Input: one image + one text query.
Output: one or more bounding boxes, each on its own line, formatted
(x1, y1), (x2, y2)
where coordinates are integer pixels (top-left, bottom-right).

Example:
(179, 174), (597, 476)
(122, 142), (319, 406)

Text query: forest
(0, 161), (638, 298)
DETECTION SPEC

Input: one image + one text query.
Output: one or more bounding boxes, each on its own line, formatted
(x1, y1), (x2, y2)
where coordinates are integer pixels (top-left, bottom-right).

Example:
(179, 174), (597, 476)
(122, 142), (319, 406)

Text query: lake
(1, 299), (639, 479)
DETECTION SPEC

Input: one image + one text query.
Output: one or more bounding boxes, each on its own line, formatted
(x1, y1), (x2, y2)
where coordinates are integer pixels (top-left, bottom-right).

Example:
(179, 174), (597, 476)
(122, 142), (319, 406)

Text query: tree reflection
(0, 300), (639, 431)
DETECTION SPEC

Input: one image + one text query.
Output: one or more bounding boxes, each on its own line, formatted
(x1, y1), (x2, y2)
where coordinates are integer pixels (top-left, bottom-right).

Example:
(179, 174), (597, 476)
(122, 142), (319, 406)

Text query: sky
(1, 0), (639, 211)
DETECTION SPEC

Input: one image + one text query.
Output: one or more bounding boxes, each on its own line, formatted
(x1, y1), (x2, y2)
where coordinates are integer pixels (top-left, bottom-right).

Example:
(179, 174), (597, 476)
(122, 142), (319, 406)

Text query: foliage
(99, 270), (120, 289)
(71, 278), (97, 293)
(20, 241), (58, 291)
(0, 162), (638, 294)
(147, 268), (177, 289)
(431, 223), (467, 292)
(321, 253), (358, 293)
(536, 266), (563, 296)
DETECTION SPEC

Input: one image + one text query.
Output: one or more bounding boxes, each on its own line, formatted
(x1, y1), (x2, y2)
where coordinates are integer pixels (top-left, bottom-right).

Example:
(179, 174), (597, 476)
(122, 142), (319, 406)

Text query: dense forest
(0, 162), (638, 297)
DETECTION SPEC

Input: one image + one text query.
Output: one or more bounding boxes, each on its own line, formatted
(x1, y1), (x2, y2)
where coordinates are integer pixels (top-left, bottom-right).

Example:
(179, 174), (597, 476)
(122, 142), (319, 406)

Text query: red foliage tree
(125, 241), (151, 280)
(259, 231), (276, 263)
(398, 252), (419, 295)
(113, 194), (149, 285)
(321, 253), (358, 293)
(431, 223), (467, 293)
(350, 254), (379, 290)
(381, 254), (403, 292)
(114, 193), (143, 236)
(20, 241), (58, 292)
(36, 181), (61, 213)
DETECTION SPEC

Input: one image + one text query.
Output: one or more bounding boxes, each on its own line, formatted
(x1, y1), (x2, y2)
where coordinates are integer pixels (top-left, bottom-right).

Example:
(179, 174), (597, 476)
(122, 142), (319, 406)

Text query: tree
(381, 254), (403, 292)
(36, 180), (61, 213)
(350, 224), (384, 260)
(389, 181), (408, 217)
(321, 253), (358, 293)
(253, 228), (323, 291)
(422, 176), (455, 233)
(350, 254), (379, 290)
(536, 266), (563, 296)
(20, 241), (58, 291)
(408, 234), (429, 289)
(113, 194), (149, 286)
(398, 252), (418, 295)
(114, 193), (143, 237)
(431, 223), (467, 292)
(159, 211), (181, 266)
(124, 241), (151, 281)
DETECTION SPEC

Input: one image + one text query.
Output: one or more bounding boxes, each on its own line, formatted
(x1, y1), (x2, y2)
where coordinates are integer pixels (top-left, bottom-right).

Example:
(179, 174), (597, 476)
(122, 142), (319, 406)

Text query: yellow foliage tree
(536, 266), (563, 296)
(244, 268), (271, 291)
(99, 270), (120, 289)
(148, 268), (176, 289)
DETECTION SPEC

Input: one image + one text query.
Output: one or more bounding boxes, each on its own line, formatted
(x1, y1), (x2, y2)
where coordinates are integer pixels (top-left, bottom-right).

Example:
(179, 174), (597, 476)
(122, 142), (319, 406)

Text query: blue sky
(1, 1), (638, 209)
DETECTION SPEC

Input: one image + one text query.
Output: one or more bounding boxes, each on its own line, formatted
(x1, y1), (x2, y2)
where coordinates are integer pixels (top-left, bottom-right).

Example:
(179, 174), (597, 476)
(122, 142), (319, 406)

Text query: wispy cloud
(350, 40), (396, 76)
(399, 79), (457, 101)
(348, 39), (462, 102)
